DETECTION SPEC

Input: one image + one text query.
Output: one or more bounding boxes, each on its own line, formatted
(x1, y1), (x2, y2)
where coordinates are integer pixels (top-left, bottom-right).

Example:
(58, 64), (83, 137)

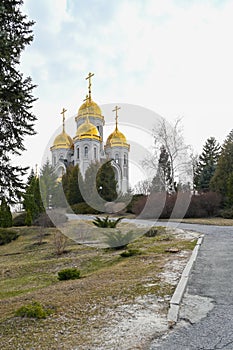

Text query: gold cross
(85, 72), (94, 100)
(60, 107), (67, 132)
(112, 105), (121, 129)
(83, 95), (89, 103)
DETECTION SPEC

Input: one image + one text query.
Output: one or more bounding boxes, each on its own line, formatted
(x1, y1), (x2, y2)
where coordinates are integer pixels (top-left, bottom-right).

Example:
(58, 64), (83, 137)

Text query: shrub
(15, 301), (52, 319)
(219, 207), (233, 219)
(0, 228), (19, 245)
(54, 231), (67, 255)
(104, 230), (138, 249)
(92, 216), (124, 228)
(58, 268), (81, 280)
(70, 203), (100, 214)
(12, 212), (27, 226)
(144, 227), (158, 237)
(33, 211), (67, 227)
(120, 249), (141, 257)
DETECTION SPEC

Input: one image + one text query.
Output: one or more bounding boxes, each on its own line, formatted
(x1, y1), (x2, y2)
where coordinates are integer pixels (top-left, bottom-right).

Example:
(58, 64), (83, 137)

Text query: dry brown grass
(0, 224), (197, 349)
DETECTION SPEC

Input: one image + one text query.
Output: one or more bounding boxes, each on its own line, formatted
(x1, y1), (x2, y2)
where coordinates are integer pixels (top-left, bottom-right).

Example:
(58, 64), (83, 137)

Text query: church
(50, 73), (130, 193)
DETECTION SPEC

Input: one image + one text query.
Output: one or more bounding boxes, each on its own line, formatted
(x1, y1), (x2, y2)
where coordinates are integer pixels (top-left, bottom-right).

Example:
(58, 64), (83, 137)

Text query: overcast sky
(17, 0), (233, 183)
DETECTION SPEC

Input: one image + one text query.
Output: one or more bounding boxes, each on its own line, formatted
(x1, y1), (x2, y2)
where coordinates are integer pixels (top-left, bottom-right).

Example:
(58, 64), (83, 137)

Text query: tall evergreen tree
(194, 137), (221, 193)
(0, 0), (36, 202)
(0, 197), (12, 227)
(210, 130), (233, 206)
(66, 165), (84, 206)
(23, 175), (44, 224)
(151, 145), (172, 193)
(39, 160), (58, 208)
(97, 161), (117, 201)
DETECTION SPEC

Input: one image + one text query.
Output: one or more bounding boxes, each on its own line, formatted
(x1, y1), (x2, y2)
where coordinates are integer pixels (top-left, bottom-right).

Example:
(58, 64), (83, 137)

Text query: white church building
(50, 73), (130, 193)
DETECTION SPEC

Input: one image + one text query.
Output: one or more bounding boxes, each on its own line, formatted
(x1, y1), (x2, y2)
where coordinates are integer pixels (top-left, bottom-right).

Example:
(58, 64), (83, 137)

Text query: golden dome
(76, 98), (104, 121)
(51, 131), (74, 150)
(106, 127), (130, 149)
(74, 117), (101, 141)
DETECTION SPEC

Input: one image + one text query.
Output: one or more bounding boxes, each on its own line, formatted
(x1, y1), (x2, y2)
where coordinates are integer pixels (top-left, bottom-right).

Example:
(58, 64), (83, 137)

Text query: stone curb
(167, 234), (204, 327)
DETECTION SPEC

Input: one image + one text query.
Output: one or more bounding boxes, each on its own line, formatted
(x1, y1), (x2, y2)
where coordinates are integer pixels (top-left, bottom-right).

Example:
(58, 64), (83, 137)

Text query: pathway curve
(150, 222), (233, 350)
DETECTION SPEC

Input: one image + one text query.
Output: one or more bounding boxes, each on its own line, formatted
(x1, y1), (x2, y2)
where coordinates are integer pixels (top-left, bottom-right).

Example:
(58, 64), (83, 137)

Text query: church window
(77, 147), (80, 159)
(124, 154), (127, 165)
(94, 147), (97, 159)
(84, 146), (88, 158)
(53, 156), (56, 165)
(59, 154), (64, 160)
(115, 153), (119, 164)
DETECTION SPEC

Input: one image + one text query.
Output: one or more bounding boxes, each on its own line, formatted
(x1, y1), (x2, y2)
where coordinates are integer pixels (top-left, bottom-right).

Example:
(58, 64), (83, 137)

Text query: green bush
(15, 302), (52, 319)
(12, 212), (27, 226)
(104, 230), (138, 249)
(0, 228), (19, 245)
(144, 227), (158, 237)
(219, 207), (233, 219)
(71, 203), (100, 214)
(120, 249), (141, 257)
(58, 268), (81, 281)
(92, 216), (124, 228)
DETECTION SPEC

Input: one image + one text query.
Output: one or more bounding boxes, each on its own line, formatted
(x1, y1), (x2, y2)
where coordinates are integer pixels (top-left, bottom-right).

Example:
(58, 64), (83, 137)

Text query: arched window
(115, 153), (119, 164)
(84, 146), (88, 158)
(59, 154), (64, 160)
(77, 147), (80, 159)
(124, 154), (127, 165)
(53, 156), (56, 165)
(94, 147), (97, 159)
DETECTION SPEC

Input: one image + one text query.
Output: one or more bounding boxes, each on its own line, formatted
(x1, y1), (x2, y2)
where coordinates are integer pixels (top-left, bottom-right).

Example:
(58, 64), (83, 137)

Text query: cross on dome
(112, 105), (121, 130)
(85, 72), (94, 101)
(60, 107), (67, 132)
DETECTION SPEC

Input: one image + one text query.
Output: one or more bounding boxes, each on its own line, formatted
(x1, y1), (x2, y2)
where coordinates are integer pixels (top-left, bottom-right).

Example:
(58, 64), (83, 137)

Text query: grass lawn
(0, 224), (197, 349)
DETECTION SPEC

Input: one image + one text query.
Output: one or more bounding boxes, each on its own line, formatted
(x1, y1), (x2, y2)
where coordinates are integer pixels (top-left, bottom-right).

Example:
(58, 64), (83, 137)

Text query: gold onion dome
(51, 131), (74, 150)
(106, 127), (129, 149)
(75, 117), (101, 141)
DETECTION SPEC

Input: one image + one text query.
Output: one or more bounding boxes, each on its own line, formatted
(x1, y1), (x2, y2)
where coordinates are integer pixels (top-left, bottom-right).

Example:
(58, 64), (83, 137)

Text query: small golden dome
(74, 117), (101, 141)
(76, 98), (104, 121)
(51, 131), (74, 150)
(106, 127), (130, 149)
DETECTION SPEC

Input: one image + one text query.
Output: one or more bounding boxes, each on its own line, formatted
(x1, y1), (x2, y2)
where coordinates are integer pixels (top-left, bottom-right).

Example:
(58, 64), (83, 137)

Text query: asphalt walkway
(150, 223), (233, 350)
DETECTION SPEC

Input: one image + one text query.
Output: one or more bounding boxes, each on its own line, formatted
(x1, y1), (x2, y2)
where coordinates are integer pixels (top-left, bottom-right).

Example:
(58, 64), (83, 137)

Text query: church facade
(50, 73), (130, 193)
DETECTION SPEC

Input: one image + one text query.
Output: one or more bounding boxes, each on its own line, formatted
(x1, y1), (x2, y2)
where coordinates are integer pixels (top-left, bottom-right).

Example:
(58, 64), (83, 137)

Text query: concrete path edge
(167, 235), (204, 327)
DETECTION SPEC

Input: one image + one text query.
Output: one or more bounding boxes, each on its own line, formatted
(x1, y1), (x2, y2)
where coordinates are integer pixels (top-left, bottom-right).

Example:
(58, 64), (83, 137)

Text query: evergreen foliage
(92, 216), (123, 228)
(23, 174), (44, 224)
(151, 145), (172, 193)
(194, 137), (221, 192)
(0, 0), (36, 202)
(0, 197), (12, 227)
(0, 228), (18, 245)
(58, 268), (80, 281)
(62, 165), (84, 206)
(39, 160), (58, 208)
(96, 161), (117, 201)
(210, 130), (233, 206)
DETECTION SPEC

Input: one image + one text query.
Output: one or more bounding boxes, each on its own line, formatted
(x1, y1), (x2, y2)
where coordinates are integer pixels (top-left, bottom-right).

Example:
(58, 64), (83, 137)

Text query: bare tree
(143, 117), (192, 192)
(134, 179), (152, 195)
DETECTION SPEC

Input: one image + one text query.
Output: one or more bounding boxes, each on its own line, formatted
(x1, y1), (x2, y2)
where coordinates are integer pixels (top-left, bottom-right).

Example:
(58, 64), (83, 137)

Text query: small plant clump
(58, 268), (81, 281)
(120, 249), (141, 257)
(144, 227), (158, 237)
(0, 228), (19, 245)
(104, 230), (138, 249)
(92, 216), (124, 228)
(15, 301), (52, 319)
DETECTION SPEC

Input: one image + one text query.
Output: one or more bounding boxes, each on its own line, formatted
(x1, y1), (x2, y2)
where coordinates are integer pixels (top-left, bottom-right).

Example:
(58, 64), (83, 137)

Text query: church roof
(51, 130), (74, 150)
(74, 117), (101, 141)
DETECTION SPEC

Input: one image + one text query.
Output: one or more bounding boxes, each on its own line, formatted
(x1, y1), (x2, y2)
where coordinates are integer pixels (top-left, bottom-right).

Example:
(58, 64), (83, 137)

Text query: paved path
(150, 222), (233, 350)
